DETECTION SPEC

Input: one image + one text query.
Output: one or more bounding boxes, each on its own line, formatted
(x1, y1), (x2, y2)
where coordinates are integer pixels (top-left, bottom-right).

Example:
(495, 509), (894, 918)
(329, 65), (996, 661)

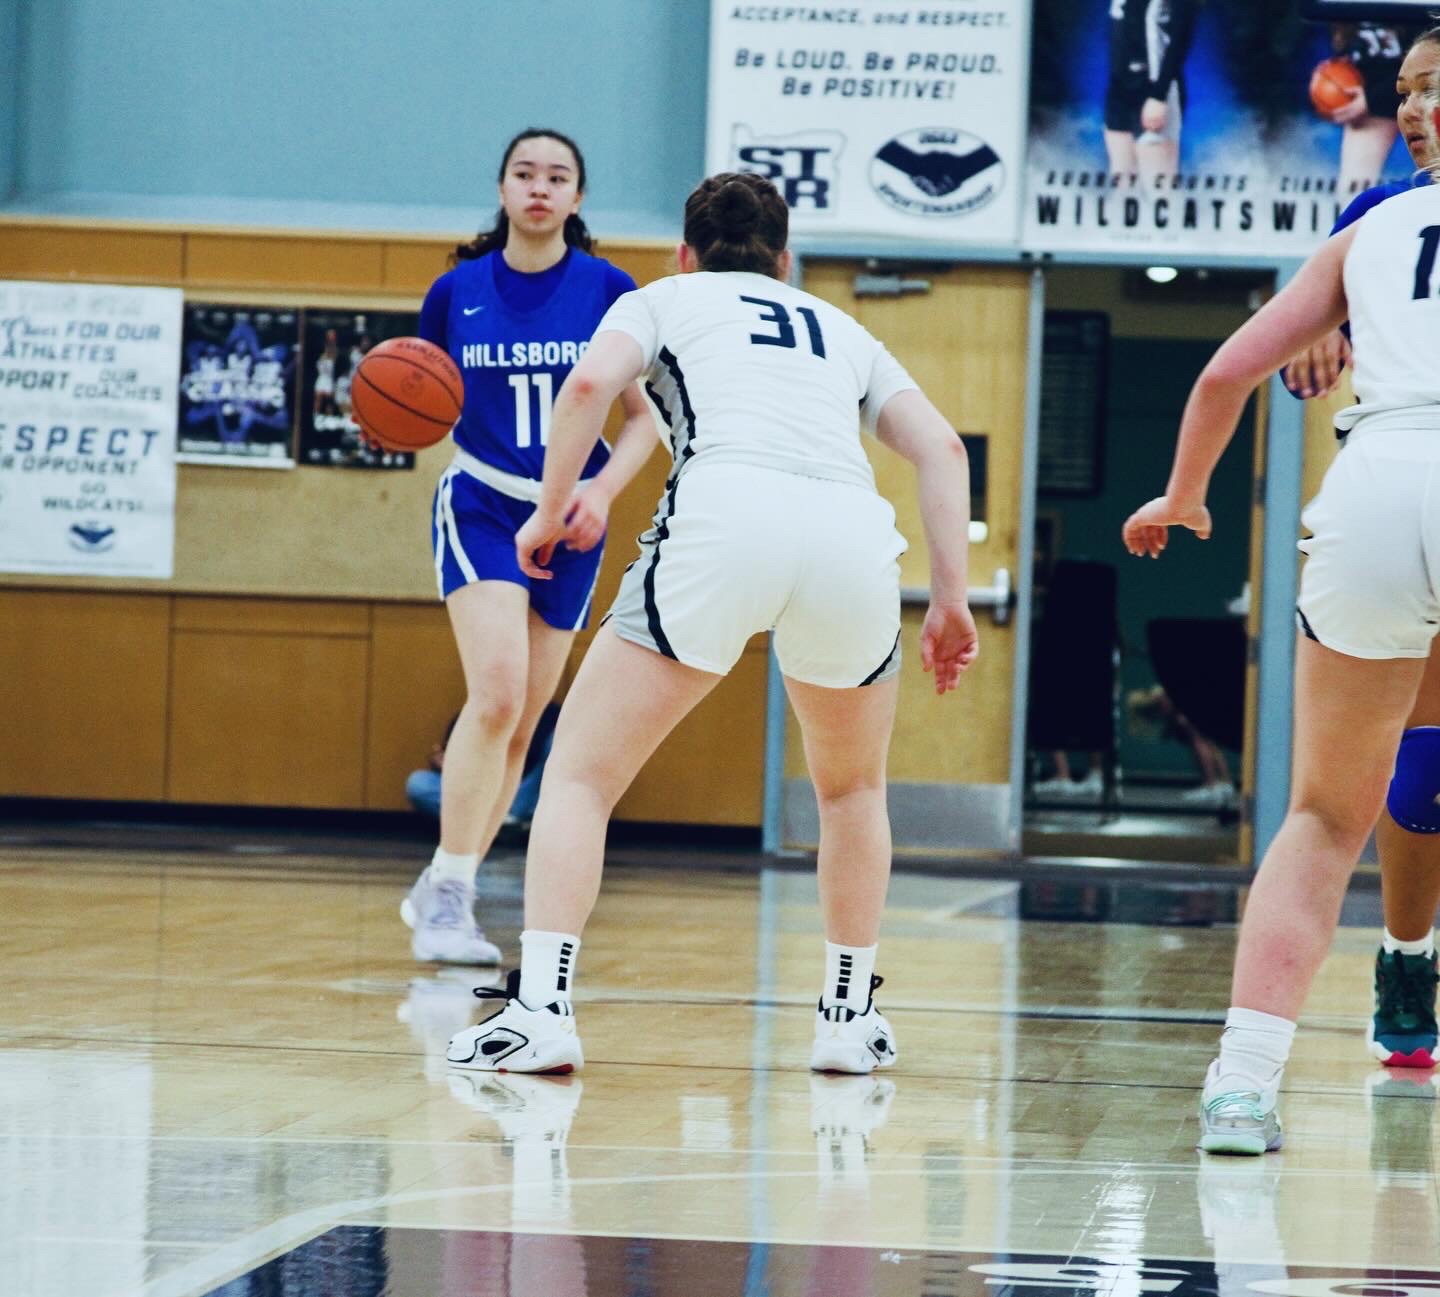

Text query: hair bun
(713, 179), (761, 229)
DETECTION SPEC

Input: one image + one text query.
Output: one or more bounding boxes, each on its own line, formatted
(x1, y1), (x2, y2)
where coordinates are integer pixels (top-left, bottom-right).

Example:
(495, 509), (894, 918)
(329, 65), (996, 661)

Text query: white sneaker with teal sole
(1198, 1060), (1283, 1155)
(401, 866), (502, 966)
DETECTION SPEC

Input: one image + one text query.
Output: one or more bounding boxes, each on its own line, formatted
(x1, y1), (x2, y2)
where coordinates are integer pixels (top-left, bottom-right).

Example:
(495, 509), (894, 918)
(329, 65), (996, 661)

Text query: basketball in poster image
(351, 337), (463, 453)
(298, 310), (424, 470)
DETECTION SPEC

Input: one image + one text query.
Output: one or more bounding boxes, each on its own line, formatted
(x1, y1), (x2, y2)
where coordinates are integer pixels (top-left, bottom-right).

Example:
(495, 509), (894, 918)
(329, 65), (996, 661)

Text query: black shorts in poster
(177, 304), (299, 466)
(298, 311), (420, 471)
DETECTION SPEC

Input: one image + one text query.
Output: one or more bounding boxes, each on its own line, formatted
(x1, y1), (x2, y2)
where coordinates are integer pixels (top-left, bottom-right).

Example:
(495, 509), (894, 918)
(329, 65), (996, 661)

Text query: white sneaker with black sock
(447, 969), (583, 1074)
(811, 972), (897, 1074)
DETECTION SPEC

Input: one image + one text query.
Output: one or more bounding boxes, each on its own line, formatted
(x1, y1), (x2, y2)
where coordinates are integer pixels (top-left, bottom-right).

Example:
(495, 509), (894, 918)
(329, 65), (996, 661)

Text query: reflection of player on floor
(1104, 0), (1198, 186)
(400, 129), (656, 968)
(1283, 26), (1440, 1073)
(1123, 80), (1440, 1152)
(447, 172), (979, 1077)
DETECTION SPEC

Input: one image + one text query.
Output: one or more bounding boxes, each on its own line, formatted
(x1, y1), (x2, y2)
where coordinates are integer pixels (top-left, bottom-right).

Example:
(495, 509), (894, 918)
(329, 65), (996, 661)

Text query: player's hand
(920, 599), (980, 695)
(1140, 97), (1168, 133)
(563, 480), (612, 553)
(1281, 331), (1351, 398)
(1122, 495), (1212, 559)
(1330, 85), (1368, 124)
(515, 508), (567, 580)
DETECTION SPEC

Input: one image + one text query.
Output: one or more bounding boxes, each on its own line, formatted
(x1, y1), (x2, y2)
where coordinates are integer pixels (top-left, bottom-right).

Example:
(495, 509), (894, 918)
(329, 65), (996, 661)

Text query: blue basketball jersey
(419, 248), (636, 480)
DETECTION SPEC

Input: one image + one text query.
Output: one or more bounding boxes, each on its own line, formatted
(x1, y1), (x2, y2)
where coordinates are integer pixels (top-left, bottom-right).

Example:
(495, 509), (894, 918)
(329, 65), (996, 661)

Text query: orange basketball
(1309, 56), (1363, 120)
(351, 337), (463, 452)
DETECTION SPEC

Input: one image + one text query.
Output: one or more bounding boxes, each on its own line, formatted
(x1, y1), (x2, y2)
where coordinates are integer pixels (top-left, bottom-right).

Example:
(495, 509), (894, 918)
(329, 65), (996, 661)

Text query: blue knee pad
(1387, 727), (1440, 834)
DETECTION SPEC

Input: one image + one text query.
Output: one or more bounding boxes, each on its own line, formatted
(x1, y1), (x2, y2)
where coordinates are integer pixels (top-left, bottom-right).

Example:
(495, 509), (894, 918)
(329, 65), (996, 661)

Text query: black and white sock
(820, 941), (877, 1019)
(519, 930), (581, 1011)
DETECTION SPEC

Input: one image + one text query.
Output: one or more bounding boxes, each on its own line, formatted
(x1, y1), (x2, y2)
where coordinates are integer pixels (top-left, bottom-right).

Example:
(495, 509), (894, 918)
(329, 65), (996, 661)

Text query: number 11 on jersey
(508, 372), (554, 448)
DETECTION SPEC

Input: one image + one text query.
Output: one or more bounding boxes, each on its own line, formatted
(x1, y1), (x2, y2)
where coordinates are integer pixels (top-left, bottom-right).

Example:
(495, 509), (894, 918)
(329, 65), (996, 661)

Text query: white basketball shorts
(1297, 427), (1440, 659)
(606, 462), (907, 688)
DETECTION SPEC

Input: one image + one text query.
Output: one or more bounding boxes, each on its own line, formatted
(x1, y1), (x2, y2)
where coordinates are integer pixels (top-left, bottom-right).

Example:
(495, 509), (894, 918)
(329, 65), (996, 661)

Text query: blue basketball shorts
(431, 461), (604, 631)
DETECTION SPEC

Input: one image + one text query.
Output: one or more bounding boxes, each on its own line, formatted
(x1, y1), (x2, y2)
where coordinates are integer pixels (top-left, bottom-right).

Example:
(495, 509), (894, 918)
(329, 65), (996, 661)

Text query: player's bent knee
(1387, 726), (1440, 834)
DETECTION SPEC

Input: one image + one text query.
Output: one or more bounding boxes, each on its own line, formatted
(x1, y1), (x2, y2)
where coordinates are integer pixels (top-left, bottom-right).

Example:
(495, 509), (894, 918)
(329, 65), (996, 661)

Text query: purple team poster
(177, 304), (299, 466)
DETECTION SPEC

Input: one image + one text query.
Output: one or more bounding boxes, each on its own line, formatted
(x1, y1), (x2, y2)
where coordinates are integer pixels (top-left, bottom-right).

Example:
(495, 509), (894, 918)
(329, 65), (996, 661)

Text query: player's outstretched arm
(565, 382), (657, 552)
(875, 390), (979, 694)
(519, 330), (646, 578)
(1123, 225), (1354, 559)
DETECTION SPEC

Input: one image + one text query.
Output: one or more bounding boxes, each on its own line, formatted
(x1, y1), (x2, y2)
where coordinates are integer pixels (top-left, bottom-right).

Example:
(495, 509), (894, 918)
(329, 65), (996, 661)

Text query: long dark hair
(452, 128), (594, 263)
(682, 172), (789, 277)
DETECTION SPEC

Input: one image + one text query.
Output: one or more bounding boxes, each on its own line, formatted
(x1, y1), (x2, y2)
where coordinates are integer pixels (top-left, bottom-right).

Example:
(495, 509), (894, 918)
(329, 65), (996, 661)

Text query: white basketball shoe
(810, 974), (898, 1074)
(401, 866), (502, 966)
(447, 970), (584, 1075)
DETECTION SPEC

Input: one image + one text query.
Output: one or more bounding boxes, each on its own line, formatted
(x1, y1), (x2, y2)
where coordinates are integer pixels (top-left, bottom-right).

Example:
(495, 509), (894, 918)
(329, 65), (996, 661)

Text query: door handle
(901, 568), (1013, 626)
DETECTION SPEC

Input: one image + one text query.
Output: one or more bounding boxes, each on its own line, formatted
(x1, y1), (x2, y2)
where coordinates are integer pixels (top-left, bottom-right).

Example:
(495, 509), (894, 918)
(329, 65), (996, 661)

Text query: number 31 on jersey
(508, 372), (553, 448)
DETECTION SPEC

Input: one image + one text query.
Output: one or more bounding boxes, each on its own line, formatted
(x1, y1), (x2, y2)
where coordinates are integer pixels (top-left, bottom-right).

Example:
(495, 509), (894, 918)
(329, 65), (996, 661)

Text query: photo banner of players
(707, 2), (1029, 246)
(1025, 1), (1426, 255)
(297, 310), (420, 471)
(0, 280), (182, 579)
(177, 303), (299, 466)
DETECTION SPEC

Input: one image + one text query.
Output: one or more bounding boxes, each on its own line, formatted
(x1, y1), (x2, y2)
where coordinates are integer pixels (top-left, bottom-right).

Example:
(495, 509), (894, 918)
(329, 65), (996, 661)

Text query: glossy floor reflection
(0, 843), (1435, 1297)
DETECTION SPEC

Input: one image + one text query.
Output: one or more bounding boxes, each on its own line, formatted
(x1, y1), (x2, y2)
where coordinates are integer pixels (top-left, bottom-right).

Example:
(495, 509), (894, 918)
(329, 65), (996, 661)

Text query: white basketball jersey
(595, 271), (917, 491)
(1338, 185), (1440, 435)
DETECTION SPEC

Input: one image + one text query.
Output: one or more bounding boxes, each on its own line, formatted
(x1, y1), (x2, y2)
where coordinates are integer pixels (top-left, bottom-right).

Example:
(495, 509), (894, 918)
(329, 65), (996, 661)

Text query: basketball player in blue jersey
(1281, 28), (1440, 1073)
(1124, 68), (1440, 1150)
(401, 128), (658, 966)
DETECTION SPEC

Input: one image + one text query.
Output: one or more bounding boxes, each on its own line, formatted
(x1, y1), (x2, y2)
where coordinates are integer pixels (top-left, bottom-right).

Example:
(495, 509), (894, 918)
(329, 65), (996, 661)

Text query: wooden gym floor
(0, 829), (1434, 1297)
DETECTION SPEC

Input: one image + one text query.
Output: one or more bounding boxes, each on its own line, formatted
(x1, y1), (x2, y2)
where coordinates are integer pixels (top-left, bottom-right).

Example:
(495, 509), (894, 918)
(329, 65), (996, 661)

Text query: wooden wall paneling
(184, 234), (387, 291)
(0, 223), (186, 283)
(381, 240), (454, 295)
(172, 595), (370, 636)
(166, 603), (370, 807)
(613, 638), (769, 827)
(0, 590), (171, 799)
(366, 603), (466, 810)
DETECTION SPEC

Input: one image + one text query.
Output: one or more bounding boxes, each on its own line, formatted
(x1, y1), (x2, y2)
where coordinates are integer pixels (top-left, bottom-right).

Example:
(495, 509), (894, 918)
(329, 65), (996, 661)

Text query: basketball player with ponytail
(401, 129), (657, 966)
(446, 172), (980, 1076)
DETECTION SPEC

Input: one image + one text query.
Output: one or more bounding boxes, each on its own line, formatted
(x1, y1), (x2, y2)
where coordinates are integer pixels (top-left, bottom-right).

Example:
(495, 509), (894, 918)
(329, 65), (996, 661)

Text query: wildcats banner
(1026, 1), (1425, 254)
(707, 2), (1029, 246)
(0, 281), (181, 579)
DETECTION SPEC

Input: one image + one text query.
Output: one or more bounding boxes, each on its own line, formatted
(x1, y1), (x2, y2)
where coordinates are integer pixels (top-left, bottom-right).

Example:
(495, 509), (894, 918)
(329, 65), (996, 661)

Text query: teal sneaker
(1368, 949), (1438, 1069)
(1198, 1062), (1283, 1155)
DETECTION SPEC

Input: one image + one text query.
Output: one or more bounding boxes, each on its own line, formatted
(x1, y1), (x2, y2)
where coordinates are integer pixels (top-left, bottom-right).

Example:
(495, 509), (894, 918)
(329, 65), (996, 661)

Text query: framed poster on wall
(297, 310), (420, 470)
(1038, 310), (1109, 497)
(177, 303), (298, 466)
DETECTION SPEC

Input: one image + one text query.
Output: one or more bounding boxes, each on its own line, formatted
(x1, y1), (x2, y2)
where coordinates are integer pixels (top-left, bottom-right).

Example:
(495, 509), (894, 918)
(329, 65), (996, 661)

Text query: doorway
(1021, 264), (1270, 865)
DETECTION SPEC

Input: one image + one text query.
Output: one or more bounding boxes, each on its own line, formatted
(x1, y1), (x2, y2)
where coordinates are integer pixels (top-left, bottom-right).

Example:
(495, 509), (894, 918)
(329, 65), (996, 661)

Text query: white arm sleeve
(592, 280), (671, 369)
(859, 344), (920, 433)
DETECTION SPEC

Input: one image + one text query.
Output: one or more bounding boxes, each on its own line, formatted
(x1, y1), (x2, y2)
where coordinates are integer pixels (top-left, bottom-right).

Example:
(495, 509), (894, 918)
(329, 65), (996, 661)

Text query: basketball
(351, 336), (463, 452)
(1309, 56), (1363, 120)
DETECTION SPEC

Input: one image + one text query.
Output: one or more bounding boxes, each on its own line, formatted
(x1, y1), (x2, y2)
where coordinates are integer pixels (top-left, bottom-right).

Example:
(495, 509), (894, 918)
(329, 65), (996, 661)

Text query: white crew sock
(519, 930), (581, 1009)
(1383, 928), (1436, 958)
(429, 846), (479, 885)
(821, 941), (877, 1012)
(1211, 1006), (1295, 1094)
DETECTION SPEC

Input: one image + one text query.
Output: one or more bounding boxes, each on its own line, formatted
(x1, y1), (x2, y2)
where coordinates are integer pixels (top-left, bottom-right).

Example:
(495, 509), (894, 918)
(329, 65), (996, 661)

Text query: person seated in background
(407, 705), (559, 840)
(1032, 750), (1105, 801)
(1127, 684), (1237, 808)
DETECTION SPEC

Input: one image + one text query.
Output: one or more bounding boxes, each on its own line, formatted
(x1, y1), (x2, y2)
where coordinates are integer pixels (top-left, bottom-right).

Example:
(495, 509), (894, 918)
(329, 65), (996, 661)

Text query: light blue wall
(0, 0), (18, 202)
(9, 0), (709, 234)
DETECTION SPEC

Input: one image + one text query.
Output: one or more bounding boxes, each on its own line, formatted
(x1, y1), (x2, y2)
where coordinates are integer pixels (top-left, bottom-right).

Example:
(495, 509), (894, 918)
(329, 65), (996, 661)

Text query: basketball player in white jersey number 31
(1125, 71), (1440, 1153)
(446, 172), (981, 1076)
